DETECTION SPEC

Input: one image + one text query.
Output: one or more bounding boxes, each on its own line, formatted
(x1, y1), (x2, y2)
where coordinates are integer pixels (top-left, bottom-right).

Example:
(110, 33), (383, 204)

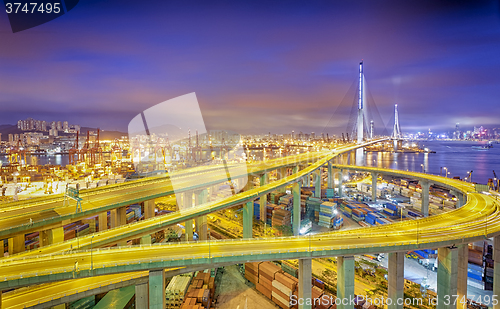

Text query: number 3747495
(6, 2), (61, 14)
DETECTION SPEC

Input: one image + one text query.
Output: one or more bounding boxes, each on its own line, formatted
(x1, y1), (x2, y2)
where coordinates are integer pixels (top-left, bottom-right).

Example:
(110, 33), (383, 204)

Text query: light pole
(444, 167), (448, 178)
(420, 164), (425, 174)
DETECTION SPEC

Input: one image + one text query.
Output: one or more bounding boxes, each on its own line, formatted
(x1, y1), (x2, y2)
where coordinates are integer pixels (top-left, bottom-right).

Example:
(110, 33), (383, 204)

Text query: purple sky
(1, 0), (500, 135)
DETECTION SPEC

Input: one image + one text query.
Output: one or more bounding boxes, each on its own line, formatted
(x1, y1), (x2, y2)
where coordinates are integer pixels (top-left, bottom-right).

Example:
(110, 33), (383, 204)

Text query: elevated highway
(3, 138), (499, 309)
(1, 142), (382, 260)
(2, 159), (497, 287)
(0, 150), (335, 240)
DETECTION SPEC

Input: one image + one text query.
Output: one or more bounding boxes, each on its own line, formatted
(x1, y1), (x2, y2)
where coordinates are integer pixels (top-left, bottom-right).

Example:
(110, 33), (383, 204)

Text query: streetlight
(444, 167), (448, 178)
(420, 164), (425, 174)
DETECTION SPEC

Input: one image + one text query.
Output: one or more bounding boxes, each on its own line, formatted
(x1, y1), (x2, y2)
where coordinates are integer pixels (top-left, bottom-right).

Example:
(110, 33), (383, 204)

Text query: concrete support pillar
(117, 206), (127, 226)
(293, 182), (301, 236)
(110, 206), (127, 229)
(109, 206), (128, 246)
(109, 209), (117, 229)
(371, 172), (378, 202)
(183, 191), (194, 241)
(98, 212), (108, 231)
(350, 151), (355, 165)
(135, 282), (148, 309)
(457, 245), (468, 309)
(39, 227), (64, 247)
(305, 173), (311, 187)
(338, 169), (344, 198)
(196, 216), (208, 241)
(437, 247), (458, 309)
(493, 236), (500, 309)
(420, 181), (430, 217)
(185, 221), (194, 242)
(144, 199), (155, 219)
(327, 161), (333, 189)
(148, 270), (165, 309)
(356, 148), (363, 166)
(195, 190), (208, 241)
(211, 184), (219, 199)
(337, 256), (355, 309)
(243, 201), (254, 239)
(39, 230), (49, 247)
(298, 258), (312, 309)
(140, 235), (152, 245)
(278, 167), (286, 192)
(8, 234), (25, 254)
(260, 173), (269, 222)
(388, 252), (404, 309)
(248, 175), (255, 191)
(454, 192), (465, 208)
(314, 169), (321, 198)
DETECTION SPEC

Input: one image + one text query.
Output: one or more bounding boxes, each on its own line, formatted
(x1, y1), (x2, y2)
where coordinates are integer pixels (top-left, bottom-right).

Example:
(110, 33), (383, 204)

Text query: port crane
(89, 129), (103, 166)
(7, 139), (26, 165)
(69, 132), (79, 165)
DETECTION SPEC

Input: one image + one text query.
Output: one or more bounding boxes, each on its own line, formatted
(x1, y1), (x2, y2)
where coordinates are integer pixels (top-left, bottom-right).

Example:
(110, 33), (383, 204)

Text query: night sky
(1, 0), (500, 135)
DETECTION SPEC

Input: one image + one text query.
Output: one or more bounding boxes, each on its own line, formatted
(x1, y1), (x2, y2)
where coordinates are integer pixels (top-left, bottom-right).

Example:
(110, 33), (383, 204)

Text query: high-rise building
(49, 128), (58, 137)
(56, 121), (62, 131)
(63, 121), (69, 131)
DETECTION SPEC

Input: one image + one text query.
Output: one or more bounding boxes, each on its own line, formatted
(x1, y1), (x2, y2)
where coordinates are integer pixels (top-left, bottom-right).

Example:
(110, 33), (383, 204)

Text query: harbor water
(364, 141), (500, 185)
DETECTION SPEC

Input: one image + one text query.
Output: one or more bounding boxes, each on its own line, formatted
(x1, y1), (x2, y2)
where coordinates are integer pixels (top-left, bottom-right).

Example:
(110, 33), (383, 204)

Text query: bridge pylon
(391, 103), (403, 151)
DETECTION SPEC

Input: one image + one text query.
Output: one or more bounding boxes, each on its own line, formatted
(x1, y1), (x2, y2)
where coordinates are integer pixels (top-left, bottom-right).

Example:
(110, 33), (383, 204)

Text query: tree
(274, 225), (293, 236)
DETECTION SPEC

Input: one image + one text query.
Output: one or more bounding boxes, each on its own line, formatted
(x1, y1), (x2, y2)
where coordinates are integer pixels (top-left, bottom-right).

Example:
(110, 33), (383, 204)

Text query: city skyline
(1, 1), (500, 134)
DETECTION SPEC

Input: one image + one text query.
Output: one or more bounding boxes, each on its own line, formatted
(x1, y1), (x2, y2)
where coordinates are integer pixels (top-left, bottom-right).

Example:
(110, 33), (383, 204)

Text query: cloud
(0, 0), (499, 133)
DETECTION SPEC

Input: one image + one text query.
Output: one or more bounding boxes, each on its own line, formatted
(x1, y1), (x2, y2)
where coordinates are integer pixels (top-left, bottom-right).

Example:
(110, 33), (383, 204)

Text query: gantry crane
(69, 132), (79, 165)
(90, 129), (103, 166)
(7, 139), (26, 165)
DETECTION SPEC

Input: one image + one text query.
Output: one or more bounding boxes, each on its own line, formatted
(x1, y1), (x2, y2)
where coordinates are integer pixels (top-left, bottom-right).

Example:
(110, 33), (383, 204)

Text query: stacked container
(281, 261), (298, 278)
(272, 208), (291, 228)
(272, 272), (297, 309)
(166, 274), (192, 309)
(244, 262), (261, 284)
(257, 262), (282, 299)
(181, 271), (215, 309)
(253, 200), (261, 221)
(319, 201), (336, 228)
